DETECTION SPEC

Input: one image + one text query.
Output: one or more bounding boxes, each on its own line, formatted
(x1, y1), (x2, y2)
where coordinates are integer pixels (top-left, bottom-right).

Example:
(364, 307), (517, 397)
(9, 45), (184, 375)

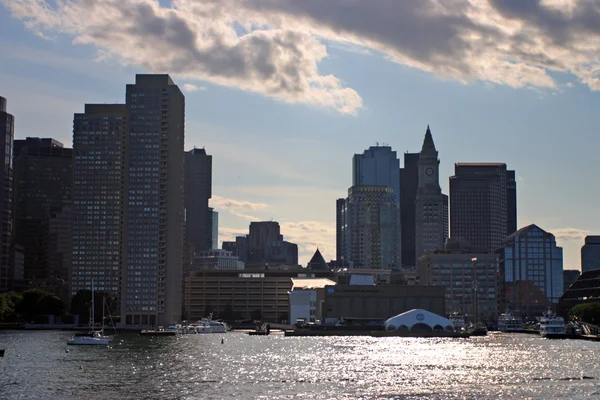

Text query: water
(1, 331), (600, 399)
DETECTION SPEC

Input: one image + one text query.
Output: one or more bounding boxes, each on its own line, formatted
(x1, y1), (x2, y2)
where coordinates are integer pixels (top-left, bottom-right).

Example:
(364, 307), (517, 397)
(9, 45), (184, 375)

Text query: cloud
(7, 0), (600, 113)
(183, 83), (206, 92)
(551, 227), (589, 242)
(280, 221), (336, 266)
(211, 195), (269, 221)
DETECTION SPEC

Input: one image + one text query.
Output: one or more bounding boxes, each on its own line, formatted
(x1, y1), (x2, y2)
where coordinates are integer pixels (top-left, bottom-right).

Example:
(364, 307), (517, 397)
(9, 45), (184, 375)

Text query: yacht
(497, 313), (524, 332)
(186, 314), (229, 334)
(539, 310), (566, 338)
(448, 312), (466, 332)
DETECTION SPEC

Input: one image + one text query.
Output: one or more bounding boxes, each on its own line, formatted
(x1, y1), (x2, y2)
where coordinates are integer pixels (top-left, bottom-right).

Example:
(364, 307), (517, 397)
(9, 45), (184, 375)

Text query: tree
(38, 295), (65, 316)
(569, 302), (600, 324)
(0, 292), (23, 322)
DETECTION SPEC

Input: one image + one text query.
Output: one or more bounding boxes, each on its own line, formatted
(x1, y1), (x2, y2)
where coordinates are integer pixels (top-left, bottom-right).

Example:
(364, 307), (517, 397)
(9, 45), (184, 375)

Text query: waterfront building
(0, 96), (14, 291)
(563, 269), (581, 293)
(13, 138), (72, 295)
(73, 74), (185, 327)
(581, 236), (600, 272)
(415, 126), (448, 261)
(338, 185), (401, 269)
(558, 269), (600, 317)
(498, 224), (564, 312)
(183, 268), (334, 322)
(289, 278), (337, 324)
(72, 104), (126, 303)
(418, 238), (501, 323)
(322, 284), (446, 320)
(449, 163), (517, 252)
(184, 148), (214, 253)
(190, 249), (244, 272)
(122, 74), (184, 327)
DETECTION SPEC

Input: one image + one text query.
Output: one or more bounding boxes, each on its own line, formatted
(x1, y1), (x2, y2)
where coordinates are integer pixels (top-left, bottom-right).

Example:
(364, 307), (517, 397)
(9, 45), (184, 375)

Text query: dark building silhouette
(223, 236), (249, 264)
(73, 74), (185, 327)
(559, 269), (600, 317)
(184, 148), (214, 253)
(307, 248), (329, 270)
(506, 170), (517, 236)
(248, 221), (298, 266)
(225, 222), (298, 267)
(0, 96), (14, 291)
(13, 138), (72, 295)
(563, 269), (581, 293)
(450, 163), (516, 252)
(581, 236), (600, 272)
(335, 198), (345, 262)
(400, 152), (419, 268)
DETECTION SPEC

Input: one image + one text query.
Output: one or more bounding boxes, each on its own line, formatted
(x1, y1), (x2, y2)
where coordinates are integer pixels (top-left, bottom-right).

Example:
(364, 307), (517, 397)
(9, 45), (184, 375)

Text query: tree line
(0, 289), (118, 323)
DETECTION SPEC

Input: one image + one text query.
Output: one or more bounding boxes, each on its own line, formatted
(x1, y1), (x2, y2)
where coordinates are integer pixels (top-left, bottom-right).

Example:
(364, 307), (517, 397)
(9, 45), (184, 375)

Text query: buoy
(66, 349), (70, 353)
(221, 338), (224, 344)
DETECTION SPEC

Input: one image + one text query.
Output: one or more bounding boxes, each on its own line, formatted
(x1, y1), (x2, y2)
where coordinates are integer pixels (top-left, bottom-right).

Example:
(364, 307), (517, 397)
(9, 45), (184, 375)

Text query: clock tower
(415, 126), (448, 261)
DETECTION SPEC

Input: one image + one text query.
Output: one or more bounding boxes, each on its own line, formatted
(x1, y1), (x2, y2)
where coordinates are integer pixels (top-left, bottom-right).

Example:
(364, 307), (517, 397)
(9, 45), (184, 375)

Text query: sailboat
(67, 280), (116, 345)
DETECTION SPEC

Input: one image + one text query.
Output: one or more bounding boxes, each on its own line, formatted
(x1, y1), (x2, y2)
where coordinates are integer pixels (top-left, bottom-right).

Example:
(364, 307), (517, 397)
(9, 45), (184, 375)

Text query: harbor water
(2, 330), (600, 399)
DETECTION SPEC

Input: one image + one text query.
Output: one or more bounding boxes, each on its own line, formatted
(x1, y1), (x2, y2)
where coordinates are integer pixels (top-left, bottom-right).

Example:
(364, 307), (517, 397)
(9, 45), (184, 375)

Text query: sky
(1, 0), (599, 269)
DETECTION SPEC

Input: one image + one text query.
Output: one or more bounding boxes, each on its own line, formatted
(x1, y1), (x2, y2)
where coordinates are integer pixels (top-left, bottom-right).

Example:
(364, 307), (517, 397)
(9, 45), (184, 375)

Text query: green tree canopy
(569, 302), (600, 325)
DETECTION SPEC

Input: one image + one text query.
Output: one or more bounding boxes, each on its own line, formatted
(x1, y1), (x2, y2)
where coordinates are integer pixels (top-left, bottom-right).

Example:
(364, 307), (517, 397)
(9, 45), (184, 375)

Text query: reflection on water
(1, 330), (600, 399)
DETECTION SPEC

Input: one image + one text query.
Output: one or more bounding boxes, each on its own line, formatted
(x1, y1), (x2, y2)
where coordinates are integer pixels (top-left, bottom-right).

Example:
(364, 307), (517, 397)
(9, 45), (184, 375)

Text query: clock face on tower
(425, 167), (434, 176)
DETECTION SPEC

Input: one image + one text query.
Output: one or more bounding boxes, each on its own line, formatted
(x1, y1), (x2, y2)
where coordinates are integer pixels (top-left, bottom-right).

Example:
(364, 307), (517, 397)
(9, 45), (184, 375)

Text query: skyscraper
(353, 146), (401, 203)
(184, 148), (213, 253)
(449, 163), (516, 251)
(123, 74), (184, 327)
(73, 74), (185, 327)
(415, 126), (448, 260)
(0, 96), (14, 291)
(339, 185), (401, 269)
(13, 138), (72, 293)
(581, 236), (600, 272)
(72, 104), (127, 302)
(498, 224), (563, 313)
(400, 152), (419, 268)
(338, 145), (402, 269)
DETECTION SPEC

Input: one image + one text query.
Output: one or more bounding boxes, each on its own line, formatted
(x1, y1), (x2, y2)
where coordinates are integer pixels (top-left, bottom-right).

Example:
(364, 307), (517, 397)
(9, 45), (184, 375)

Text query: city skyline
(2, 1), (600, 268)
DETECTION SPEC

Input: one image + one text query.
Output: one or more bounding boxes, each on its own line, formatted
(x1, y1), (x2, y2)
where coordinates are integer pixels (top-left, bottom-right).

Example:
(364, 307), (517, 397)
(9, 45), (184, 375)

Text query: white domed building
(384, 309), (454, 332)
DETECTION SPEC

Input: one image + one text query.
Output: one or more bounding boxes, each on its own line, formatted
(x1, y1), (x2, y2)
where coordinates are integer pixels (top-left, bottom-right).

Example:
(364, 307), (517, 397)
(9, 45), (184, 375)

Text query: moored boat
(539, 310), (566, 338)
(498, 312), (524, 332)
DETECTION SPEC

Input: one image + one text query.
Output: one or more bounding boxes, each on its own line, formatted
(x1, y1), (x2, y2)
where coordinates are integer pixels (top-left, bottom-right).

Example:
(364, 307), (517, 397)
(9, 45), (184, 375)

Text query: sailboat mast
(91, 279), (95, 331)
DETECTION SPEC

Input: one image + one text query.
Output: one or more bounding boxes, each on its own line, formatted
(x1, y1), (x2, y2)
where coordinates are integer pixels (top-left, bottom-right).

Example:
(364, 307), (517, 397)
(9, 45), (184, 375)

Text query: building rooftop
(291, 278), (337, 290)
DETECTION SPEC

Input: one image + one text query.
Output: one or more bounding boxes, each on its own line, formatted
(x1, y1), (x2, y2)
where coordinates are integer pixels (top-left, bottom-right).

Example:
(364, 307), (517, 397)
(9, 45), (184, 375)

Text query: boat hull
(67, 338), (110, 345)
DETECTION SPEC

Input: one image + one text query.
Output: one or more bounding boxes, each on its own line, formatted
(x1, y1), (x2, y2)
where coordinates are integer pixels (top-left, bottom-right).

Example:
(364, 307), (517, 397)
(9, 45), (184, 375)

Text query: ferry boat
(539, 310), (566, 338)
(497, 313), (524, 332)
(448, 312), (466, 332)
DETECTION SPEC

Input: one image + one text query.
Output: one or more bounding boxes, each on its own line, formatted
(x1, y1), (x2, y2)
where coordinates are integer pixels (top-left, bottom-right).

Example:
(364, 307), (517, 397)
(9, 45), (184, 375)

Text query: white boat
(539, 310), (566, 338)
(67, 331), (111, 345)
(497, 313), (524, 332)
(448, 312), (466, 332)
(185, 314), (228, 334)
(67, 280), (115, 346)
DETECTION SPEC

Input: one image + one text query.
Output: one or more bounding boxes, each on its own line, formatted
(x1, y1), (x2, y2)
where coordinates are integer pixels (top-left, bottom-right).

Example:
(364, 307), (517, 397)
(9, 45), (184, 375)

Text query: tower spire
(420, 125), (437, 155)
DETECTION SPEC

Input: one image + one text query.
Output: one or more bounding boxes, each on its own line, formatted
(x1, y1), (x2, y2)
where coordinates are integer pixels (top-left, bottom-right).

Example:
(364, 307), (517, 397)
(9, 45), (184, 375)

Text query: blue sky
(1, 0), (599, 268)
